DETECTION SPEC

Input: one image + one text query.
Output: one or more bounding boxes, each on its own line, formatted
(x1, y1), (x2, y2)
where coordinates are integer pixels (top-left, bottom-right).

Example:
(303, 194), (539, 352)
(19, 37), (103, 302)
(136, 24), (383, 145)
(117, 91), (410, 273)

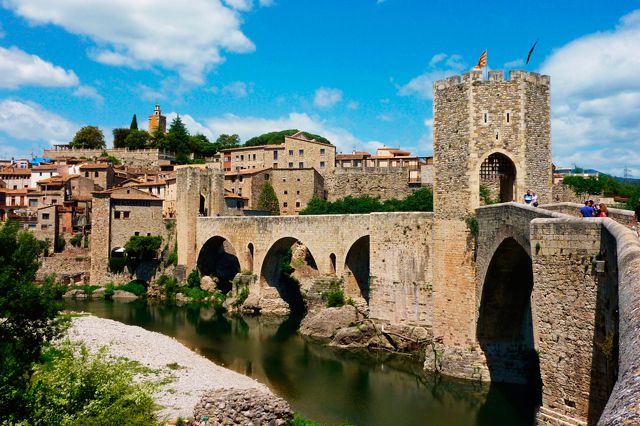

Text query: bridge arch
(343, 235), (370, 303)
(197, 235), (240, 293)
(476, 236), (542, 398)
(259, 236), (319, 313)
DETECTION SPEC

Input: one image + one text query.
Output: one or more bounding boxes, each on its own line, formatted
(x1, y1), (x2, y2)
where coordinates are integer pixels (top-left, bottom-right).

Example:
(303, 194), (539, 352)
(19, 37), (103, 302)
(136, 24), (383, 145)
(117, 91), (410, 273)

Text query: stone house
(217, 131), (335, 177)
(89, 186), (167, 284)
(30, 163), (59, 188)
(0, 166), (31, 189)
(123, 173), (177, 218)
(335, 147), (431, 184)
(80, 163), (115, 190)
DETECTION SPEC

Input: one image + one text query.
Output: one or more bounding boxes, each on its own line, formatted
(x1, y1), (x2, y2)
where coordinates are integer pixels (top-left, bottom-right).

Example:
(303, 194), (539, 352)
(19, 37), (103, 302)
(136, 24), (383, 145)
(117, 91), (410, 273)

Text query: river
(65, 299), (537, 426)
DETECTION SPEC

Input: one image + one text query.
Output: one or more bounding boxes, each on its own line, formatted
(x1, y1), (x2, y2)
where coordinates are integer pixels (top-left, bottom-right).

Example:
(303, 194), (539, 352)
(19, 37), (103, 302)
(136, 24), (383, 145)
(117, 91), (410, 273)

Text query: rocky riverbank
(67, 315), (291, 423)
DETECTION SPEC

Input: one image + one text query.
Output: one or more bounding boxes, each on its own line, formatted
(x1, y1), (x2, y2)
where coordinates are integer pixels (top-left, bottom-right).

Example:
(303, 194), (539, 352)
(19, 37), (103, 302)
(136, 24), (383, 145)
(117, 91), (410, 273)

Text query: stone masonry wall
(324, 168), (416, 202)
(44, 148), (174, 167)
(369, 212), (434, 326)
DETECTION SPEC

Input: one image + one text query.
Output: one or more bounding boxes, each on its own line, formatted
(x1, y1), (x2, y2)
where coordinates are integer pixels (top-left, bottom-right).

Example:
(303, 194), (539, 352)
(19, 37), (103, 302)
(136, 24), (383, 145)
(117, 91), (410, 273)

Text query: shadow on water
(65, 299), (536, 426)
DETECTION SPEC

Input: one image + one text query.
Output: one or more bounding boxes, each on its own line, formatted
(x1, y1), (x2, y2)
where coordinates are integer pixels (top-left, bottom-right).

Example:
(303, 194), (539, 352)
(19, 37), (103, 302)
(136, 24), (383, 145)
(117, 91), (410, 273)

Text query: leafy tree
(112, 128), (131, 148)
(244, 129), (331, 147)
(124, 235), (163, 259)
(148, 126), (167, 149)
(300, 188), (434, 215)
(257, 182), (280, 215)
(563, 176), (603, 196)
(216, 133), (241, 146)
(124, 129), (150, 150)
(70, 126), (106, 149)
(0, 221), (65, 421)
(130, 113), (138, 130)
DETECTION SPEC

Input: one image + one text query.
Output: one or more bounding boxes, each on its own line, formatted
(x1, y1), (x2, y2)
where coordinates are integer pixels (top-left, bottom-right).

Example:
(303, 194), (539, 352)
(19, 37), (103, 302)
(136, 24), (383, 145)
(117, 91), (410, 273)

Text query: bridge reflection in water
(65, 299), (538, 426)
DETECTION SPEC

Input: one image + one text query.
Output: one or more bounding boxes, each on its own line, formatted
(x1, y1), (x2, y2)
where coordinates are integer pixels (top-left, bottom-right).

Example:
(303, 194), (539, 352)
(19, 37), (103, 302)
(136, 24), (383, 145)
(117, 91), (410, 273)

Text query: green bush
(187, 269), (201, 288)
(185, 287), (210, 301)
(165, 250), (178, 267)
(300, 187), (433, 215)
(479, 185), (499, 205)
(124, 235), (163, 259)
(465, 215), (479, 237)
(54, 236), (66, 252)
(157, 274), (178, 299)
(321, 282), (345, 308)
(103, 283), (115, 300)
(69, 233), (83, 247)
(108, 256), (127, 274)
(233, 287), (249, 308)
(119, 280), (147, 297)
(27, 342), (158, 425)
(70, 284), (101, 295)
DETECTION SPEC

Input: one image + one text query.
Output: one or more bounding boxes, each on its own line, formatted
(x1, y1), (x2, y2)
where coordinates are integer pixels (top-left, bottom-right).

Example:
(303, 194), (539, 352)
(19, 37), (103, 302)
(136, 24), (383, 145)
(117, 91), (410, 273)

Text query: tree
(124, 129), (150, 150)
(244, 129), (331, 147)
(166, 115), (190, 156)
(70, 126), (106, 149)
(257, 182), (280, 215)
(0, 221), (65, 421)
(112, 128), (131, 148)
(148, 126), (167, 149)
(124, 235), (163, 259)
(130, 114), (138, 130)
(216, 134), (241, 146)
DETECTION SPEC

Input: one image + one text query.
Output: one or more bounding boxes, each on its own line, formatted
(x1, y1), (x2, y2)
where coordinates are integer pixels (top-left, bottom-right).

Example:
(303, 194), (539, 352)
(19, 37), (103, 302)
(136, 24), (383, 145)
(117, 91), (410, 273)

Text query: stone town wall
(43, 148), (175, 167)
(369, 212), (433, 326)
(37, 253), (91, 284)
(598, 220), (640, 425)
(324, 168), (415, 202)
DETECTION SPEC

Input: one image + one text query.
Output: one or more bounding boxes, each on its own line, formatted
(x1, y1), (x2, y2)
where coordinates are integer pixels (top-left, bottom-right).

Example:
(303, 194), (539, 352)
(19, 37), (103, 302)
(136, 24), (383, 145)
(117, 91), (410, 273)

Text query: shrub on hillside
(187, 269), (200, 288)
(119, 280), (147, 297)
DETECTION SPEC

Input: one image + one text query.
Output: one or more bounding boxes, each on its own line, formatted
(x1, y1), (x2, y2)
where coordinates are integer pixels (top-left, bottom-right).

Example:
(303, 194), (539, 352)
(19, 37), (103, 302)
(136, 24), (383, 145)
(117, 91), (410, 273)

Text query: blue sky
(0, 0), (638, 176)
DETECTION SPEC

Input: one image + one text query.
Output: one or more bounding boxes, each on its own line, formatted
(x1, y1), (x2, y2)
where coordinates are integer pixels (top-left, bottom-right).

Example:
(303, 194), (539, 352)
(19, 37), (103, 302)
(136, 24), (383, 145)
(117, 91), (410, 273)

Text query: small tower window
(495, 131), (499, 140)
(483, 112), (488, 124)
(506, 112), (510, 123)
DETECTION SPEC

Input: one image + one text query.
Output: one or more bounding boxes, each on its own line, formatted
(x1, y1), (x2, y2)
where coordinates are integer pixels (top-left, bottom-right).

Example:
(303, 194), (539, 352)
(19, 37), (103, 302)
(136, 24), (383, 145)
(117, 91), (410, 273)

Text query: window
(123, 211), (130, 219)
(295, 201), (300, 208)
(483, 112), (488, 123)
(85, 172), (89, 178)
(29, 199), (37, 207)
(284, 190), (288, 195)
(265, 174), (270, 180)
(42, 213), (50, 220)
(289, 150), (294, 156)
(320, 148), (325, 155)
(51, 199), (57, 204)
(253, 154), (256, 160)
(288, 162), (293, 168)
(147, 233), (151, 236)
(273, 163), (278, 169)
(296, 178), (301, 182)
(283, 202), (288, 208)
(320, 161), (325, 168)
(296, 190), (300, 195)
(273, 151), (278, 160)
(39, 172), (42, 176)
(41, 224), (48, 230)
(114, 211), (121, 219)
(134, 231), (139, 236)
(240, 155), (244, 161)
(239, 176), (243, 182)
(299, 149), (304, 156)
(13, 185), (17, 189)
(94, 171), (99, 178)
(282, 177), (287, 182)
(506, 112), (510, 123)
(299, 162), (304, 168)
(495, 131), (499, 140)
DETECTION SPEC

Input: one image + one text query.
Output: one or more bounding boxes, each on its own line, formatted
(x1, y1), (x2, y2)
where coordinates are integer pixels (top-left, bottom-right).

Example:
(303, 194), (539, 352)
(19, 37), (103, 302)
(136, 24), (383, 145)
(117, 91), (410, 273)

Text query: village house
(30, 163), (59, 188)
(0, 166), (31, 189)
(335, 147), (431, 183)
(80, 163), (116, 190)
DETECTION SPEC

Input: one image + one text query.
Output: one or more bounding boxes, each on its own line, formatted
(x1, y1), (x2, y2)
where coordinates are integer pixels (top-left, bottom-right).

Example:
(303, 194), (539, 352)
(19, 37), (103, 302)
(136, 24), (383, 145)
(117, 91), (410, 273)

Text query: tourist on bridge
(523, 190), (533, 205)
(531, 191), (539, 207)
(580, 201), (594, 217)
(598, 203), (609, 217)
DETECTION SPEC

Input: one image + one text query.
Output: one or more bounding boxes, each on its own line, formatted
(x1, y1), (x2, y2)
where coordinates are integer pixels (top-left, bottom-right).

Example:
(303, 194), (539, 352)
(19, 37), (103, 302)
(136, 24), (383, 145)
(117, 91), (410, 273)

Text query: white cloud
(72, 85), (104, 104)
(205, 112), (383, 153)
(504, 58), (524, 68)
(224, 0), (252, 11)
(214, 81), (254, 98)
(376, 113), (393, 122)
(540, 9), (640, 175)
(346, 101), (359, 110)
(0, 99), (77, 144)
(0, 46), (79, 89)
(4, 0), (256, 84)
(313, 87), (343, 108)
(397, 53), (466, 99)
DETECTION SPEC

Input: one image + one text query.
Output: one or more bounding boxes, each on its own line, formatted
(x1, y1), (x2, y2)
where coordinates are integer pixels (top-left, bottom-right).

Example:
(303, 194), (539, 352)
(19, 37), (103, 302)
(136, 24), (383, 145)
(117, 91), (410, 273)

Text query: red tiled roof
(79, 163), (111, 170)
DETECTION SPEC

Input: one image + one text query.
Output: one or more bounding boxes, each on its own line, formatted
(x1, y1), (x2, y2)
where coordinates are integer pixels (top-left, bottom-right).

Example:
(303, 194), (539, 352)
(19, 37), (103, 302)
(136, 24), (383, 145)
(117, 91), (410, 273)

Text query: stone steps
(537, 407), (586, 426)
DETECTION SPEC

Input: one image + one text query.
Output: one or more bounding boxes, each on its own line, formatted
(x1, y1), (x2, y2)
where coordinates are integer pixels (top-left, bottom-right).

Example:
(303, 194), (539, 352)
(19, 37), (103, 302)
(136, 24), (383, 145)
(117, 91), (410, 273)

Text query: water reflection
(65, 300), (536, 426)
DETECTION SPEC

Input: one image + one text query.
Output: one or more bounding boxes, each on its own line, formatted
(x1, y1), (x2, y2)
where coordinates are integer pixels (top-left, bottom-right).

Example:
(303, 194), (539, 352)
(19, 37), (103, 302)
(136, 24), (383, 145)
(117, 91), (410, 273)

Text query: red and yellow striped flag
(473, 50), (487, 70)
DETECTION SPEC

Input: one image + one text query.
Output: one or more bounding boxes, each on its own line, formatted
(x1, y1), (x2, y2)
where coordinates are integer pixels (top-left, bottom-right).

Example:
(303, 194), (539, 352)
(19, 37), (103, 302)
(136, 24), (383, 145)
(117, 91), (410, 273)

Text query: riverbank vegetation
(0, 220), (159, 424)
(300, 187), (433, 215)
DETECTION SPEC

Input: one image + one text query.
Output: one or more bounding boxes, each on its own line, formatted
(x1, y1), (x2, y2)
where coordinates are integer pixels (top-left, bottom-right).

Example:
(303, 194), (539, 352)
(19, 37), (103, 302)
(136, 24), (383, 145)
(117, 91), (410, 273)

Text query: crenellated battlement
(434, 69), (550, 91)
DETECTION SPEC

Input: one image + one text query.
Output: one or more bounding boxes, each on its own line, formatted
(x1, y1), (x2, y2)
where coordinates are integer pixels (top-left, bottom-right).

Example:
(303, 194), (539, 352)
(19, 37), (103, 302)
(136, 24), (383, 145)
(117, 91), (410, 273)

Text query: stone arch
(197, 236), (240, 293)
(478, 152), (517, 203)
(472, 149), (525, 210)
(343, 235), (370, 303)
(260, 236), (319, 313)
(476, 237), (542, 398)
(329, 253), (337, 275)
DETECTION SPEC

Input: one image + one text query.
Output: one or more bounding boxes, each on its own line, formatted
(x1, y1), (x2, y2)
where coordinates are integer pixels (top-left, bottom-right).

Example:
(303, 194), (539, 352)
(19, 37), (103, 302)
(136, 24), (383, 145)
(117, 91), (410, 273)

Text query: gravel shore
(67, 315), (272, 421)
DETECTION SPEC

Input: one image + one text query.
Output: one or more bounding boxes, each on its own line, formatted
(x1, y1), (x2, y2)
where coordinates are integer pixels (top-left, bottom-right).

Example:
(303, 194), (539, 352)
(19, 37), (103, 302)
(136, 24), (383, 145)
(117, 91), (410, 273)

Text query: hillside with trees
(244, 129), (331, 147)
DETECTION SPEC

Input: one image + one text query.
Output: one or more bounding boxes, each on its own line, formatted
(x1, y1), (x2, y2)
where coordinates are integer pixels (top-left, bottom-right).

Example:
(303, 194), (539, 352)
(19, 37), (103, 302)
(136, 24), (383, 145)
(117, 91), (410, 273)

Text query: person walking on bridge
(580, 201), (594, 217)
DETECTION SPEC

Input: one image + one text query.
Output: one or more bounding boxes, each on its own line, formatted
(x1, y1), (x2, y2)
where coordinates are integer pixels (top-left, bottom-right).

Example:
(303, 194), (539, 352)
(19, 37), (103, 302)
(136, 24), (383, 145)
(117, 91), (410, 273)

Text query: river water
(65, 299), (537, 426)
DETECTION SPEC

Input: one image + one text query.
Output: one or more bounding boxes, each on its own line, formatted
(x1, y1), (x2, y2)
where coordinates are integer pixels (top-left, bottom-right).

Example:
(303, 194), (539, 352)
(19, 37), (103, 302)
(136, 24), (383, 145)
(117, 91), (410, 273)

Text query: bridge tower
(430, 70), (552, 355)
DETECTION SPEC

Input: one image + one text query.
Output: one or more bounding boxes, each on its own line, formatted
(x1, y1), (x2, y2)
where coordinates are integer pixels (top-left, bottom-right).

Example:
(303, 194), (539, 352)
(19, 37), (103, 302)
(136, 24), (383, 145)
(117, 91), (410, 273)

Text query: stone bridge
(196, 212), (434, 323)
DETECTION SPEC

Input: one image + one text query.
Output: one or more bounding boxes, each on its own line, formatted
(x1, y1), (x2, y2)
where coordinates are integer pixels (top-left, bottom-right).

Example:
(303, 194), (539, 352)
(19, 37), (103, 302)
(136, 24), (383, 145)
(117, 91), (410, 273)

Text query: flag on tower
(473, 50), (487, 70)
(526, 40), (538, 65)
